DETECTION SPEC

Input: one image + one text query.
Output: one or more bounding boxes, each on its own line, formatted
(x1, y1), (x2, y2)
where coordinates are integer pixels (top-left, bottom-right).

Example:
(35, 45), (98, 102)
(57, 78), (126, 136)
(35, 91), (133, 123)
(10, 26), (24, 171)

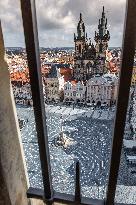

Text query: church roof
(48, 66), (58, 78)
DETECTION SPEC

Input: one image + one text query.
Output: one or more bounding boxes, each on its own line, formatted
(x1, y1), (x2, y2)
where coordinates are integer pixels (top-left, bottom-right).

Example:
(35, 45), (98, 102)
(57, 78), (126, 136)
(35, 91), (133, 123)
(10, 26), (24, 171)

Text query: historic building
(43, 66), (64, 102)
(64, 80), (86, 103)
(12, 82), (33, 106)
(42, 6), (116, 106)
(73, 6), (110, 81)
(86, 73), (118, 106)
(63, 73), (118, 106)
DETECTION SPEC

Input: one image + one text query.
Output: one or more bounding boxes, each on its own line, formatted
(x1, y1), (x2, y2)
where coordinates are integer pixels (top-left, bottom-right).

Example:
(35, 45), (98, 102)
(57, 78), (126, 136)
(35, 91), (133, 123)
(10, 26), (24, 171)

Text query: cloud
(0, 0), (126, 47)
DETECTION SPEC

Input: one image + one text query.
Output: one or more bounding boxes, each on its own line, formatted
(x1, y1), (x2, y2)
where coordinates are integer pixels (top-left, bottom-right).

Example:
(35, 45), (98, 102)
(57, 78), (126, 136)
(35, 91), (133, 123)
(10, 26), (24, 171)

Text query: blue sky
(0, 0), (126, 47)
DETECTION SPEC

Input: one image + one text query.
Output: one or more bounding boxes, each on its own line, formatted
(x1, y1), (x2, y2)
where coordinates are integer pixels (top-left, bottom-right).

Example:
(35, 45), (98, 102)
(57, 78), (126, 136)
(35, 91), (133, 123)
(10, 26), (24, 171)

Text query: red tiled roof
(70, 80), (77, 85)
(60, 67), (72, 81)
(10, 68), (30, 82)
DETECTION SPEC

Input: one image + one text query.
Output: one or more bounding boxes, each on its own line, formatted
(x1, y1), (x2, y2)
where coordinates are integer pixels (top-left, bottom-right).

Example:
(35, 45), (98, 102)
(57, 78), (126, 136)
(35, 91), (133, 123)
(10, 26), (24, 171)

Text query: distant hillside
(6, 46), (121, 54)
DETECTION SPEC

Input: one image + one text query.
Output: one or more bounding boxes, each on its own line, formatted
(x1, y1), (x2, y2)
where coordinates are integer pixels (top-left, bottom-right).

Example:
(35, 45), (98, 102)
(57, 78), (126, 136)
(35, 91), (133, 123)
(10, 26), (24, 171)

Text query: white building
(86, 73), (118, 106)
(64, 81), (86, 103)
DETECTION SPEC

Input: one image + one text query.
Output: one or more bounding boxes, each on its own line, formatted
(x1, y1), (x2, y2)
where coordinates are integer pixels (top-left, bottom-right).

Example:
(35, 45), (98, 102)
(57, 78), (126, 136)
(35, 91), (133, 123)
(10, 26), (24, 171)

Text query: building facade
(86, 74), (118, 106)
(12, 82), (33, 106)
(73, 7), (110, 81)
(43, 66), (64, 102)
(64, 80), (86, 103)
(63, 74), (118, 106)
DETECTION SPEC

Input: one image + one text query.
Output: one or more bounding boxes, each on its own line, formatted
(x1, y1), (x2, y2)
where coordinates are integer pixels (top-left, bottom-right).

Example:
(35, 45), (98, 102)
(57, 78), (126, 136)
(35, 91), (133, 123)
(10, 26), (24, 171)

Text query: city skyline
(1, 0), (126, 47)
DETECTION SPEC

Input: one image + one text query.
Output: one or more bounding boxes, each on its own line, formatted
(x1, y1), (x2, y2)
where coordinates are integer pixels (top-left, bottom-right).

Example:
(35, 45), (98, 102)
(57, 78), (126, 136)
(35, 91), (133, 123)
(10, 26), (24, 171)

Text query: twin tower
(73, 6), (110, 81)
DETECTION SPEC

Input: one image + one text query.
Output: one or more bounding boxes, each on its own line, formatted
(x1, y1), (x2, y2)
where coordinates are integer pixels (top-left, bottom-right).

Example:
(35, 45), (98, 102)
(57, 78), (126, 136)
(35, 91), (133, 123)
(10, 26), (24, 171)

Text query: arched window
(79, 44), (81, 53)
(99, 42), (103, 53)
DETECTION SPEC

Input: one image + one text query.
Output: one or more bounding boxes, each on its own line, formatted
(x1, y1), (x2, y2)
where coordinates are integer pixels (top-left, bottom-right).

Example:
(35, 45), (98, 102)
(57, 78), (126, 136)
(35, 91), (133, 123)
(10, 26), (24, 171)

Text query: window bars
(20, 0), (136, 204)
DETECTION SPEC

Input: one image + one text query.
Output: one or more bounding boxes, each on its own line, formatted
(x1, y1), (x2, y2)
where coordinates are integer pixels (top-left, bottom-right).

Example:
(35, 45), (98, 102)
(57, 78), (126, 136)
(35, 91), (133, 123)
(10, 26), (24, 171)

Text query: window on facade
(79, 44), (81, 53)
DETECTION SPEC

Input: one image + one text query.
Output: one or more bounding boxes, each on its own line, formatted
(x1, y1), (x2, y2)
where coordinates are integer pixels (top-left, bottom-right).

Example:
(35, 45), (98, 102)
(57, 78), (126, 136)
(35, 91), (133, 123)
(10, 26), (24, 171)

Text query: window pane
(8, 53), (44, 189)
(1, 0), (43, 189)
(115, 52), (136, 204)
(35, 0), (126, 199)
(8, 53), (43, 189)
(2, 0), (130, 201)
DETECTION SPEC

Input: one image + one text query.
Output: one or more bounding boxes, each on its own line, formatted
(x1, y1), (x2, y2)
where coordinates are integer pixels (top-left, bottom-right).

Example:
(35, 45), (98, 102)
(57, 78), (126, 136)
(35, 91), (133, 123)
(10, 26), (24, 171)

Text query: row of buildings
(8, 7), (119, 107)
(10, 63), (118, 107)
(43, 66), (118, 106)
(8, 7), (136, 107)
(64, 74), (117, 106)
(43, 7), (118, 106)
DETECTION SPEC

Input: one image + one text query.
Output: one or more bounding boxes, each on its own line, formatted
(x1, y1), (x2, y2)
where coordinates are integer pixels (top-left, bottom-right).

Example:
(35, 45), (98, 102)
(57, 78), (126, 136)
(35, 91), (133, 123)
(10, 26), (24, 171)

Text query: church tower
(94, 6), (110, 57)
(74, 13), (86, 57)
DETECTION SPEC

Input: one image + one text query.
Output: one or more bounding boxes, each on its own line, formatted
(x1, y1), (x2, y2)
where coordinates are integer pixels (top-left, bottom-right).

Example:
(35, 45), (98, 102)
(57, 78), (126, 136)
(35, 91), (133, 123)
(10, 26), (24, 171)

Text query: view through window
(1, 0), (136, 204)
(115, 52), (136, 204)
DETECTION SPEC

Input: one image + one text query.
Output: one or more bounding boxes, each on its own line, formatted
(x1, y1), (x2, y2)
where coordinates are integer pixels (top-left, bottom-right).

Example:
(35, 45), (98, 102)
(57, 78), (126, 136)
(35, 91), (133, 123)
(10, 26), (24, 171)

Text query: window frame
(20, 0), (136, 204)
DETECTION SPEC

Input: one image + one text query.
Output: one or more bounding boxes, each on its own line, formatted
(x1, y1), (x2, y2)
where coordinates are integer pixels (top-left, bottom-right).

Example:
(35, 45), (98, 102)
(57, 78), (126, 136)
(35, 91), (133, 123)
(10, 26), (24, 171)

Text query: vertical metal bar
(75, 161), (81, 203)
(20, 0), (52, 200)
(106, 0), (136, 204)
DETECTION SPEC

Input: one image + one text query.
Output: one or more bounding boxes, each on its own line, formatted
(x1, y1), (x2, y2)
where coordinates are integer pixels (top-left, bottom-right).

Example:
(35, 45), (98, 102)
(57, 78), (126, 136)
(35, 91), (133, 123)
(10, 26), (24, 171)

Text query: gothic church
(73, 6), (110, 81)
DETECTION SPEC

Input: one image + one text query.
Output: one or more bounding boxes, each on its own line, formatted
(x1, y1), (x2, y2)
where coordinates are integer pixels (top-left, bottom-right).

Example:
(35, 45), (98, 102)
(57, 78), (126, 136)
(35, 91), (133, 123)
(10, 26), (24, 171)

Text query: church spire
(95, 6), (110, 41)
(94, 6), (110, 55)
(74, 13), (87, 59)
(80, 13), (82, 21)
(76, 13), (85, 39)
(102, 6), (105, 15)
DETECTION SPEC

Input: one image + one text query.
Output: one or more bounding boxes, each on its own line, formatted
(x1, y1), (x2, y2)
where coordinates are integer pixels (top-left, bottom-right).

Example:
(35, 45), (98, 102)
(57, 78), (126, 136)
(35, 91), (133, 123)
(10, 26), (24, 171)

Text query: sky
(0, 0), (126, 48)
